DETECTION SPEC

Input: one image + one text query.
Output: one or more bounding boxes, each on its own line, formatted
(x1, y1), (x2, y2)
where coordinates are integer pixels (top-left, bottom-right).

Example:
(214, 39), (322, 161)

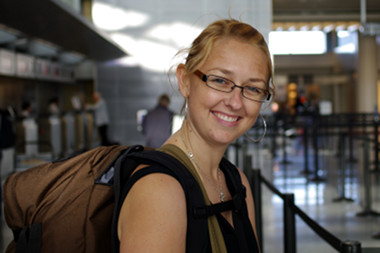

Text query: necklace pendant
(220, 192), (225, 202)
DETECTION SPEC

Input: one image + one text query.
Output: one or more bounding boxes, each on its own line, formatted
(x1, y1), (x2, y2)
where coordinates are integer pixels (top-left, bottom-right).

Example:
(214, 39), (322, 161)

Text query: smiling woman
(116, 18), (275, 253)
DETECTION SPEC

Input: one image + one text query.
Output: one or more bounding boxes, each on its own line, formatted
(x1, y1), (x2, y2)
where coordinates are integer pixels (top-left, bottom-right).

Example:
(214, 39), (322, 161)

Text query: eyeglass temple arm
(194, 70), (208, 82)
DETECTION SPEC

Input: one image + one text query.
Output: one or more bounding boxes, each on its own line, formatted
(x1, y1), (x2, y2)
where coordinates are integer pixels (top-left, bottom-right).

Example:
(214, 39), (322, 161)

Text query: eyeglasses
(194, 70), (271, 103)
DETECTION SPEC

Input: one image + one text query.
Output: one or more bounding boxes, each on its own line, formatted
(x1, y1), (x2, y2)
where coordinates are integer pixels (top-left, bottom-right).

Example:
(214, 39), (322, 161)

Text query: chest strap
(193, 186), (246, 219)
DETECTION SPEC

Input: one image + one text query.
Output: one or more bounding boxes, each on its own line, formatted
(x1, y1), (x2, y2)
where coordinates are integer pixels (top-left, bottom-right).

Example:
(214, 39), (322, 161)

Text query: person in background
(117, 18), (274, 253)
(91, 92), (113, 146)
(21, 101), (32, 118)
(48, 97), (60, 115)
(142, 93), (174, 148)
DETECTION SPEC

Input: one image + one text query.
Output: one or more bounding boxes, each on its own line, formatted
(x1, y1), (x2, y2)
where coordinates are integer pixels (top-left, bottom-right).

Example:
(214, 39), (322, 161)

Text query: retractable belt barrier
(265, 113), (380, 174)
(248, 168), (380, 253)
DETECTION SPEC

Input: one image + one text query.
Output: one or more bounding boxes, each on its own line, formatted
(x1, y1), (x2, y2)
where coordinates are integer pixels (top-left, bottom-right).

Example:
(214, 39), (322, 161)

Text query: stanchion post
(235, 140), (240, 168)
(347, 114), (357, 163)
(340, 240), (361, 253)
(284, 193), (296, 253)
(333, 133), (354, 202)
(312, 118), (320, 178)
(373, 117), (379, 171)
(356, 137), (380, 216)
(252, 169), (263, 252)
(242, 138), (248, 169)
(282, 119), (290, 164)
(302, 118), (310, 174)
(271, 115), (278, 158)
(339, 133), (346, 197)
(362, 138), (371, 212)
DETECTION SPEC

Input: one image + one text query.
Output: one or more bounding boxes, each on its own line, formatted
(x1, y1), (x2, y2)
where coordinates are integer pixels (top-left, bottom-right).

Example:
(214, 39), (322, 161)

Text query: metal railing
(265, 112), (380, 174)
(244, 165), (380, 253)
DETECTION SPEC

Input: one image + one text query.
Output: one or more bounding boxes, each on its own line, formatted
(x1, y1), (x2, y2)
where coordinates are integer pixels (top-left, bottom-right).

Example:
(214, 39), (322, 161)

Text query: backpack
(4, 145), (130, 253)
(3, 144), (249, 253)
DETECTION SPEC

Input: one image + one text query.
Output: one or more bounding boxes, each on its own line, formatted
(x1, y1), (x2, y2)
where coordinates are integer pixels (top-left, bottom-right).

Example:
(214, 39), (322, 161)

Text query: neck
(178, 126), (226, 202)
(179, 122), (225, 175)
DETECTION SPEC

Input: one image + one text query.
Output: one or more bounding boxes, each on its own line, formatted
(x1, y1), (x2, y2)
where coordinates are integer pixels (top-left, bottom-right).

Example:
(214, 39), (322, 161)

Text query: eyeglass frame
(193, 70), (271, 103)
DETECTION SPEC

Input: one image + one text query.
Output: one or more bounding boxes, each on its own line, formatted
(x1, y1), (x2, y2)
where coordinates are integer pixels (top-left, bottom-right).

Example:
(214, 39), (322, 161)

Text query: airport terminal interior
(1, 0), (380, 252)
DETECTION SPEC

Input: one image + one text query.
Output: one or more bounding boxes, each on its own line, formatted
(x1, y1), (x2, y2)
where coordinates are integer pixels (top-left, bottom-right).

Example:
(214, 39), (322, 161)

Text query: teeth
(215, 113), (238, 122)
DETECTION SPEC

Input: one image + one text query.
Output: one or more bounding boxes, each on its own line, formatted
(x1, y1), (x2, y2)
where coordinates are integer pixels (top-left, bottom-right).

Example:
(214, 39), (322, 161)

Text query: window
(269, 31), (327, 55)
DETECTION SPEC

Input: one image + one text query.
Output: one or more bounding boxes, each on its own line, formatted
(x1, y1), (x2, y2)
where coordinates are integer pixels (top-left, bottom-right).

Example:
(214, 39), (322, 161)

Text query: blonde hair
(181, 19), (274, 94)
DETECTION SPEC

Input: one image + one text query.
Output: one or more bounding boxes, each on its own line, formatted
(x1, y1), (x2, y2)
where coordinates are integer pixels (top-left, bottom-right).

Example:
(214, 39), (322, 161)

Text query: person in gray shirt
(142, 94), (174, 148)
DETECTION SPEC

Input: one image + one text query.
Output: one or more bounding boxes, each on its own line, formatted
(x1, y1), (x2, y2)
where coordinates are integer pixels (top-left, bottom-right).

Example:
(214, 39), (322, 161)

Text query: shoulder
(128, 165), (186, 199)
(118, 167), (187, 252)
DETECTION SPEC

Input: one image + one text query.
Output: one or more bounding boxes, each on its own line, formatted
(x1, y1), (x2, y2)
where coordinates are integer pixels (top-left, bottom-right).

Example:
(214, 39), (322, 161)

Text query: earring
(245, 114), (267, 143)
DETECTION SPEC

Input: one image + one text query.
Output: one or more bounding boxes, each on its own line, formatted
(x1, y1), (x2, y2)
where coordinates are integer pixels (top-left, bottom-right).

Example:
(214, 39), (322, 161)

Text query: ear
(176, 64), (190, 98)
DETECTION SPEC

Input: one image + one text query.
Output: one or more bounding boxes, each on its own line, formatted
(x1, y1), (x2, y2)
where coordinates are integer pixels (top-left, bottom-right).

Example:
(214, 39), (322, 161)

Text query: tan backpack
(4, 145), (132, 253)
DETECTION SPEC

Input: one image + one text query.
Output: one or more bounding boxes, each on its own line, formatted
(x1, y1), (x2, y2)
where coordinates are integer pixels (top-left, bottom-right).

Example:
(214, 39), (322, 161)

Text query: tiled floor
(1, 134), (380, 252)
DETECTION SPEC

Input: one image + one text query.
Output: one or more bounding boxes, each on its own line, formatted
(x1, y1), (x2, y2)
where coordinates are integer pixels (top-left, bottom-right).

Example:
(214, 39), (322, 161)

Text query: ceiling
(273, 0), (380, 22)
(0, 0), (379, 65)
(0, 0), (127, 63)
(273, 0), (380, 34)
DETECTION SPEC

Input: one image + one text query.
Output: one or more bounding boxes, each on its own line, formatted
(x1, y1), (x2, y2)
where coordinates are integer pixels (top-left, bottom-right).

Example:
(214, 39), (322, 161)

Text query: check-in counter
(14, 118), (39, 155)
(37, 115), (62, 159)
(84, 111), (98, 150)
(74, 111), (85, 152)
(13, 117), (53, 171)
(62, 112), (75, 156)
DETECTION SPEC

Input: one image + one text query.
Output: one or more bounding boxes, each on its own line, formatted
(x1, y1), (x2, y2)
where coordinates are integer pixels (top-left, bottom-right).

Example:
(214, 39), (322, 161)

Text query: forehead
(201, 38), (269, 80)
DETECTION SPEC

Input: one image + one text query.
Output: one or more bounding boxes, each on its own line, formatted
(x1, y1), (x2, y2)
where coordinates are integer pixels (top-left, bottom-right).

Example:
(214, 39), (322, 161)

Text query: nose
(225, 86), (244, 110)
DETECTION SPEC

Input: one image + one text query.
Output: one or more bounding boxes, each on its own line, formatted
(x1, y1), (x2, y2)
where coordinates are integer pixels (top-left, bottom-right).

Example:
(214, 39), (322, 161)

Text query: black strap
(112, 148), (211, 253)
(112, 145), (145, 253)
(112, 145), (144, 207)
(220, 158), (243, 195)
(15, 223), (42, 253)
(221, 158), (258, 253)
(193, 186), (247, 219)
(120, 150), (246, 218)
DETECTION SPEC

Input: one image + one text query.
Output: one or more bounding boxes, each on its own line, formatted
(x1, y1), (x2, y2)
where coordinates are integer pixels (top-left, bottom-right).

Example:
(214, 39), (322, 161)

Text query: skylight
(269, 31), (327, 55)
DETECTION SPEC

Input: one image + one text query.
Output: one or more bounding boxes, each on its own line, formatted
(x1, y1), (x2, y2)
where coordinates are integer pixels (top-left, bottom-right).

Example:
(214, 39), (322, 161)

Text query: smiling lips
(214, 112), (240, 123)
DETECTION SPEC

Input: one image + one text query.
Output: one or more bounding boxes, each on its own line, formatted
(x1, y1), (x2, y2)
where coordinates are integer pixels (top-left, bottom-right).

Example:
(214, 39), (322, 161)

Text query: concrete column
(357, 34), (378, 113)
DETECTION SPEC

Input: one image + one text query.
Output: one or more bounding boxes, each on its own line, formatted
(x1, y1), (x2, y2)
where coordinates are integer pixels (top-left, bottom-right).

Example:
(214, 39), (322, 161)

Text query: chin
(213, 134), (241, 146)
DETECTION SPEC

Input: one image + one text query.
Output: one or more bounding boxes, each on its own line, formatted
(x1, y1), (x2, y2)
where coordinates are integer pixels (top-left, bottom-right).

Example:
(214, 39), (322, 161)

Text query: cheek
(246, 106), (261, 126)
(190, 85), (218, 108)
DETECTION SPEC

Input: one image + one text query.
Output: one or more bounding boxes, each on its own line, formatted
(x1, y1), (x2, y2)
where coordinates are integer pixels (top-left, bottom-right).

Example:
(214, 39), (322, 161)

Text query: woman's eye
(246, 86), (262, 94)
(210, 77), (228, 85)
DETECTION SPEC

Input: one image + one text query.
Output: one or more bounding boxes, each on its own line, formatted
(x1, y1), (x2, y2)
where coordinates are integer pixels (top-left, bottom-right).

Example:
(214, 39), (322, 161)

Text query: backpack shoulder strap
(111, 146), (211, 253)
(111, 145), (258, 253)
(221, 158), (247, 208)
(220, 158), (259, 253)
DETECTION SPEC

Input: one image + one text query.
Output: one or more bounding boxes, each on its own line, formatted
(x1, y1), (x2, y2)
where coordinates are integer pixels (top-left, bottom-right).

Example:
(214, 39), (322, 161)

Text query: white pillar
(357, 34), (378, 113)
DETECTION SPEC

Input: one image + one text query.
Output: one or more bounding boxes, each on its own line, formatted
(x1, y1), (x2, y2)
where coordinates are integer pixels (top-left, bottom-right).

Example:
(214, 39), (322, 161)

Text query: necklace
(179, 129), (225, 202)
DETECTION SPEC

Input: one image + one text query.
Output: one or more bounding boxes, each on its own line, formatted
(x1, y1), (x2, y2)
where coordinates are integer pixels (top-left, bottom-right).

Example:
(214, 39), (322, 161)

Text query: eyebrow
(208, 68), (267, 84)
(247, 78), (266, 84)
